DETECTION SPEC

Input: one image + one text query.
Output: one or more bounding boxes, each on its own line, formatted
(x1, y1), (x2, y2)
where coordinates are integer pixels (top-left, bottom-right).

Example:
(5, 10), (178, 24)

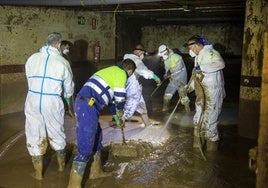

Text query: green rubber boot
(193, 126), (199, 148)
(57, 149), (66, 172)
(31, 155), (43, 180)
(68, 161), (87, 188)
(89, 151), (112, 179)
(206, 139), (218, 151)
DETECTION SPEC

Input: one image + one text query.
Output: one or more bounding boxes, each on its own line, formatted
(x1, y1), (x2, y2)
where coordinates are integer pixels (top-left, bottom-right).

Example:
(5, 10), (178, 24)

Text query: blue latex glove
(65, 97), (71, 106)
(194, 66), (201, 72)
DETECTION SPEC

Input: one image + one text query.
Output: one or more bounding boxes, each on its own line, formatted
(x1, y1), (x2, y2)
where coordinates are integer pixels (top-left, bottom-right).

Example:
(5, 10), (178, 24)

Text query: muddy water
(86, 123), (256, 188)
(0, 107), (256, 188)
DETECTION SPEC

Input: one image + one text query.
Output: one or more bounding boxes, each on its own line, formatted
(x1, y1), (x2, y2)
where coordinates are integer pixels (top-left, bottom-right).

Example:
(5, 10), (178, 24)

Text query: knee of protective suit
(180, 96), (190, 105)
(163, 93), (173, 101)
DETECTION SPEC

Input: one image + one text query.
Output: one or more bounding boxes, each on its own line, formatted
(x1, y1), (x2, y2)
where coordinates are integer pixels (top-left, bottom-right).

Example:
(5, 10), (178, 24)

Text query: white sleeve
(123, 75), (142, 119)
(63, 59), (74, 98)
(124, 53), (154, 79)
(135, 62), (154, 79)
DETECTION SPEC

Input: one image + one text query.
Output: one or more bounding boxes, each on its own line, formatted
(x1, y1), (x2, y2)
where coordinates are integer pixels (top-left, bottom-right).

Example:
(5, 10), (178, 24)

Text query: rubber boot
(67, 161), (87, 188)
(89, 151), (112, 179)
(57, 149), (65, 172)
(184, 102), (191, 112)
(193, 126), (199, 148)
(206, 139), (218, 151)
(140, 113), (151, 127)
(162, 98), (170, 112)
(32, 155), (43, 180)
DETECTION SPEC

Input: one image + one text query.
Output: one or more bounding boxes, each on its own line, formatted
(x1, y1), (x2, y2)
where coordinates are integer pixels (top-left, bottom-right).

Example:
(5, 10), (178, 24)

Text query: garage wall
(0, 5), (115, 115)
(141, 23), (244, 56)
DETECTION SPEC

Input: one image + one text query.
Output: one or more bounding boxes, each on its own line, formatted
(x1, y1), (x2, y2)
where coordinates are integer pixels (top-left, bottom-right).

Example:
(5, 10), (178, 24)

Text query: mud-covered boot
(140, 113), (151, 127)
(193, 126), (199, 148)
(89, 151), (112, 179)
(31, 155), (43, 180)
(162, 98), (170, 112)
(68, 161), (87, 188)
(206, 140), (218, 151)
(184, 103), (191, 112)
(57, 149), (66, 172)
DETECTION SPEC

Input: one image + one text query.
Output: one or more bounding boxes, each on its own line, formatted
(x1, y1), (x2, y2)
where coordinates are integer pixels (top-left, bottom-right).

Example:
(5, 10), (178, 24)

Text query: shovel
(120, 125), (127, 145)
(110, 121), (140, 158)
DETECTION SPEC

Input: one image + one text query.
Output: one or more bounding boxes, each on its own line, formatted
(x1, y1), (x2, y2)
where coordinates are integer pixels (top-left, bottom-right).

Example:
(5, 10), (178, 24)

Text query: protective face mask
(189, 50), (197, 57)
(139, 54), (144, 60)
(162, 54), (168, 60)
(63, 49), (69, 55)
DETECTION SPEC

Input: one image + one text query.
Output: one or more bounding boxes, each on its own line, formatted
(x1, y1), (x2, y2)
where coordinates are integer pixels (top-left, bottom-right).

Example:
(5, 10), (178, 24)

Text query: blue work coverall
(73, 66), (127, 162)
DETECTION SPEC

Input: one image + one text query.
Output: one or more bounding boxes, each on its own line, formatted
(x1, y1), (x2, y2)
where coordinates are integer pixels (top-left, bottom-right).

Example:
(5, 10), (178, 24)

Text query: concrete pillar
(238, 0), (265, 139)
(257, 2), (268, 188)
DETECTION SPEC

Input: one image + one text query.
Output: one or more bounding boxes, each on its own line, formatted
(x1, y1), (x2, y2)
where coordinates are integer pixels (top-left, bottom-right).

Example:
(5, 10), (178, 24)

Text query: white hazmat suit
(123, 53), (158, 126)
(158, 46), (190, 112)
(188, 44), (225, 142)
(24, 45), (74, 156)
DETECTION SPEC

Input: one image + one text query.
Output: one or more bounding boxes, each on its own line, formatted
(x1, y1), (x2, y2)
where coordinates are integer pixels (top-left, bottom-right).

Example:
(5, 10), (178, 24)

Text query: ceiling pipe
(0, 0), (163, 6)
(156, 17), (243, 22)
(99, 7), (243, 13)
(100, 7), (186, 13)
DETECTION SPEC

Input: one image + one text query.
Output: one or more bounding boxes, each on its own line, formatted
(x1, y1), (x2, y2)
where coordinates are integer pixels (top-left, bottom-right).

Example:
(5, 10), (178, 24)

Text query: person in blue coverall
(68, 59), (136, 188)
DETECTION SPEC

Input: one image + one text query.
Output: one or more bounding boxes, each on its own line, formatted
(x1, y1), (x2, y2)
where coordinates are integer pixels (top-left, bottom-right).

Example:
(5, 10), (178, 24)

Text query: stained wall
(0, 5), (245, 116)
(0, 5), (115, 115)
(141, 23), (244, 55)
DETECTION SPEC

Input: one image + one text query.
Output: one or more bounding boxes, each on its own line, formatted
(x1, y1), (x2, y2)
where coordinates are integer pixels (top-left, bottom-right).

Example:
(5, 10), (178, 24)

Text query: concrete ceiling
(0, 0), (246, 23)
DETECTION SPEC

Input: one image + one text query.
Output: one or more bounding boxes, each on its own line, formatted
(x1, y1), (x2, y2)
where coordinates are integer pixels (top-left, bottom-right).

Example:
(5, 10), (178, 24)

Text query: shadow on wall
(69, 39), (98, 96)
(213, 43), (227, 55)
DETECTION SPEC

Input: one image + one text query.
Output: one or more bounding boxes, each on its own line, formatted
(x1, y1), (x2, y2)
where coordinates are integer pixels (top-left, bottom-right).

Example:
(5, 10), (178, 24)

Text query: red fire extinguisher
(93, 41), (100, 63)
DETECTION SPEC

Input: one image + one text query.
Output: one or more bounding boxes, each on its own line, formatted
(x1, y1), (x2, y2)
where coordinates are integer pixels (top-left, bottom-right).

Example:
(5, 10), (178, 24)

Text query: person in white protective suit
(185, 35), (225, 151)
(158, 44), (190, 112)
(123, 44), (161, 127)
(24, 32), (74, 180)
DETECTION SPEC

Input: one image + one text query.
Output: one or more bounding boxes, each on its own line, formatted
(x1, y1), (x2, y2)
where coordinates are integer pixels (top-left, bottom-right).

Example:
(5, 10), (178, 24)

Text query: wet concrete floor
(0, 99), (256, 188)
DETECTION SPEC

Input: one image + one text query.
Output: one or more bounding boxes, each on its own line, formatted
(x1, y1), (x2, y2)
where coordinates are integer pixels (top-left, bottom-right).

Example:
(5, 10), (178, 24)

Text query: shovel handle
(120, 126), (127, 145)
